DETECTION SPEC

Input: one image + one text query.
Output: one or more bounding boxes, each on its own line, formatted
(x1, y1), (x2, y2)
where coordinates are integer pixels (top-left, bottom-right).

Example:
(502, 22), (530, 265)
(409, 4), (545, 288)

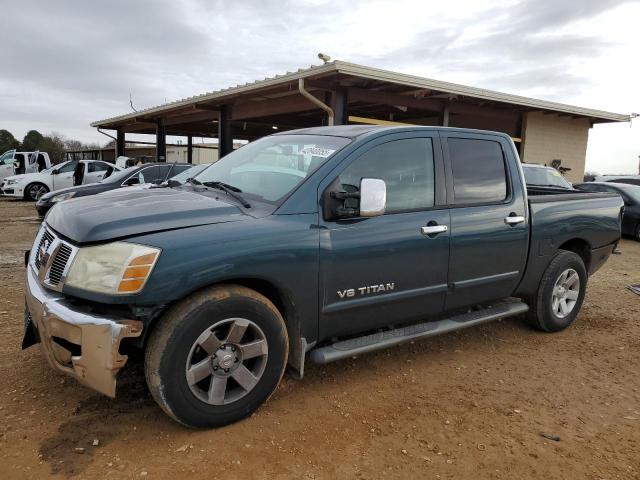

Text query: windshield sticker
(299, 146), (336, 158)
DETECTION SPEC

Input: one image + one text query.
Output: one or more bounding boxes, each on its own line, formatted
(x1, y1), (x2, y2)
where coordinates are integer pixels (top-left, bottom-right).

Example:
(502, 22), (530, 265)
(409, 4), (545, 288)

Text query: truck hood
(46, 186), (249, 243)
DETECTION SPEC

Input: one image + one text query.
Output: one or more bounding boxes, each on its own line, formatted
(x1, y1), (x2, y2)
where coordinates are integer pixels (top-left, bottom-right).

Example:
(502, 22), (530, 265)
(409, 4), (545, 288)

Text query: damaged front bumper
(24, 265), (143, 397)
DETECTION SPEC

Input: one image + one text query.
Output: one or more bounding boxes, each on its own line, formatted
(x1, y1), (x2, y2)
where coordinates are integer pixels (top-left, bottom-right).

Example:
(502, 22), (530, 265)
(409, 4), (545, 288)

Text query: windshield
(171, 163), (210, 184)
(101, 166), (137, 183)
(194, 135), (351, 204)
(523, 165), (572, 189)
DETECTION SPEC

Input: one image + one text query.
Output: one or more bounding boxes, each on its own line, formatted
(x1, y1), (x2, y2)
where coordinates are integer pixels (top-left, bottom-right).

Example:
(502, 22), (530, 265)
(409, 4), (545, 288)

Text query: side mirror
(359, 178), (386, 217)
(51, 169), (59, 175)
(323, 177), (387, 220)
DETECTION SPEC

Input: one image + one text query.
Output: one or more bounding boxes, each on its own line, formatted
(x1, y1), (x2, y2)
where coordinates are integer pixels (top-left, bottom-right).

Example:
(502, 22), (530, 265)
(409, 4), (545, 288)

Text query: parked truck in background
(0, 150), (51, 183)
(22, 126), (623, 428)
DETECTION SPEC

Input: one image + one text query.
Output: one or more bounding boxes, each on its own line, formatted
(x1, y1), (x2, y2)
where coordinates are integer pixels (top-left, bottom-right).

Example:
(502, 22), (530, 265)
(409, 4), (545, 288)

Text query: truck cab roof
(276, 125), (513, 140)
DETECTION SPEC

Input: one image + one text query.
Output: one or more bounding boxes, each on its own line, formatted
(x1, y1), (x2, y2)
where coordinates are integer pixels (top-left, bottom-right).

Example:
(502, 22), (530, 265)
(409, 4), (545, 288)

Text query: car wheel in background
(25, 183), (49, 201)
(525, 250), (587, 332)
(145, 284), (289, 428)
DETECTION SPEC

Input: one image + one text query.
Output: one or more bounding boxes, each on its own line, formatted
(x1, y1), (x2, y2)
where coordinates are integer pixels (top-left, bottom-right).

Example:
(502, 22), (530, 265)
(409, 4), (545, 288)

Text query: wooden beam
(232, 92), (325, 120)
(348, 87), (444, 113)
(348, 115), (413, 126)
(193, 103), (220, 112)
(164, 111), (219, 126)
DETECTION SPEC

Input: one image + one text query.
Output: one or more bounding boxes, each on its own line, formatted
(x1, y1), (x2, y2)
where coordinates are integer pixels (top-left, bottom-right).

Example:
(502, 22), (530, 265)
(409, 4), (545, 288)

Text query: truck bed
(527, 185), (616, 200)
(515, 189), (623, 297)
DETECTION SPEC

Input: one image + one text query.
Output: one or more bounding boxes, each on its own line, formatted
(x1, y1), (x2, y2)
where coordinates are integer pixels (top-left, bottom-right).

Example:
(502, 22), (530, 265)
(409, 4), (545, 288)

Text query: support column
(156, 119), (166, 162)
(187, 135), (193, 164)
(331, 87), (348, 125)
(116, 128), (125, 157)
(218, 105), (233, 158)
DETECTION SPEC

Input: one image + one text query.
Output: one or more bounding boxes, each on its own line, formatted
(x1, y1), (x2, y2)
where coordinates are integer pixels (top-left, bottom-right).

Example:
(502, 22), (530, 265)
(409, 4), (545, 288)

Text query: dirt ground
(0, 197), (639, 480)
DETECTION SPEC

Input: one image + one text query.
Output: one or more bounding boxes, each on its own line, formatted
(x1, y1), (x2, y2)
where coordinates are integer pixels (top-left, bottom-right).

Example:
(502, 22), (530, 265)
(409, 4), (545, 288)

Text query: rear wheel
(25, 183), (49, 201)
(145, 285), (288, 428)
(526, 250), (587, 332)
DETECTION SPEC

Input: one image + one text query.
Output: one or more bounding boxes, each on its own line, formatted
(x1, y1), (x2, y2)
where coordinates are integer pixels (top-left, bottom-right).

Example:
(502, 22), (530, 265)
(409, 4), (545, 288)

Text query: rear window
(449, 138), (508, 205)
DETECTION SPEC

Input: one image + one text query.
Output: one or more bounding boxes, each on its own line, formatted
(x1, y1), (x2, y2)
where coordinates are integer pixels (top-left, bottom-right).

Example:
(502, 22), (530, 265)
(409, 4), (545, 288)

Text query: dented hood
(46, 186), (249, 243)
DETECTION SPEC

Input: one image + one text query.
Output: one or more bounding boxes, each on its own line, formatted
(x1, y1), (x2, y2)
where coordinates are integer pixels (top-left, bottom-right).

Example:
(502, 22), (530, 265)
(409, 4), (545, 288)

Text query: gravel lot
(0, 196), (639, 479)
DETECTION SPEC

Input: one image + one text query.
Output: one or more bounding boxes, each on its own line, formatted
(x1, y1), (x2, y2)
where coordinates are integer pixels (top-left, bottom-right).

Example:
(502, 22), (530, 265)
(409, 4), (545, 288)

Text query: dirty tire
(25, 183), (49, 201)
(525, 250), (587, 332)
(145, 285), (288, 428)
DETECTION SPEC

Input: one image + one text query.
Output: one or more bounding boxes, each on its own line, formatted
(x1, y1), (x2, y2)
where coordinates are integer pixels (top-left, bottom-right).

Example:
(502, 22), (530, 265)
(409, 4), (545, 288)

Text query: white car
(0, 160), (120, 200)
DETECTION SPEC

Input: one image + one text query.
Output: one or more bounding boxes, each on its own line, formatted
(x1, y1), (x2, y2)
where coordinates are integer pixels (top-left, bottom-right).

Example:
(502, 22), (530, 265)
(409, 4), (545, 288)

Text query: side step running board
(309, 301), (529, 364)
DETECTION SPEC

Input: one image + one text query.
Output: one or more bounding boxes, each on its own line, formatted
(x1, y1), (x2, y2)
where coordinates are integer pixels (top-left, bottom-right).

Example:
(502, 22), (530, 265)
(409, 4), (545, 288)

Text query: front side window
(195, 135), (351, 204)
(337, 138), (435, 213)
(57, 161), (77, 173)
(449, 138), (508, 205)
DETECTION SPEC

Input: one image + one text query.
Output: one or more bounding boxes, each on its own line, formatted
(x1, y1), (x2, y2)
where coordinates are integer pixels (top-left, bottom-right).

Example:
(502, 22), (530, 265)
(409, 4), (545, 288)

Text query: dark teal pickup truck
(23, 126), (623, 428)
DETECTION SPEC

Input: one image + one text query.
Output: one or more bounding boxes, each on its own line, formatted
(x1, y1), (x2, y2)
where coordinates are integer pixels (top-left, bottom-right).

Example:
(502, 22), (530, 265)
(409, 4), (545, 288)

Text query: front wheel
(525, 250), (587, 332)
(145, 285), (288, 428)
(26, 183), (49, 201)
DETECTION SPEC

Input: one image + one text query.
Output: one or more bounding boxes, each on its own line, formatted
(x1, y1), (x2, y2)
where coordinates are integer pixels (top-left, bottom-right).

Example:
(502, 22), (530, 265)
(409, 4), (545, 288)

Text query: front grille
(48, 243), (73, 285)
(31, 225), (77, 291)
(34, 229), (55, 269)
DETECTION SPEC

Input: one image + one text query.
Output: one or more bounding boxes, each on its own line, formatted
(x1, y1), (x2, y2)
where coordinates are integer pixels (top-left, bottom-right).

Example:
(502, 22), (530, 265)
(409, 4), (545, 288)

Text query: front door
(441, 132), (529, 310)
(318, 133), (450, 339)
(52, 161), (77, 190)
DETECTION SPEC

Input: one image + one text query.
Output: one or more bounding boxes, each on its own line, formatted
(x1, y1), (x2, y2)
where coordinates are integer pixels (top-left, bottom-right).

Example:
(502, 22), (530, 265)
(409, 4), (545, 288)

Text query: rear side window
(338, 138), (435, 213)
(448, 138), (508, 205)
(88, 162), (108, 173)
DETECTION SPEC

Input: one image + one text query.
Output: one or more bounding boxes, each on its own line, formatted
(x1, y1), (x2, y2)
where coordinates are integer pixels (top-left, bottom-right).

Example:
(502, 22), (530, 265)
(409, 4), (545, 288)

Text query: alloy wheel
(185, 318), (268, 405)
(551, 268), (581, 318)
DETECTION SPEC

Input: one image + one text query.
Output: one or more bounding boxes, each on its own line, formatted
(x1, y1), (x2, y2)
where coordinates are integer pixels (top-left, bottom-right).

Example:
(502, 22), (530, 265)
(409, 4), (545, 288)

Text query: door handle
(504, 215), (525, 225)
(421, 225), (448, 235)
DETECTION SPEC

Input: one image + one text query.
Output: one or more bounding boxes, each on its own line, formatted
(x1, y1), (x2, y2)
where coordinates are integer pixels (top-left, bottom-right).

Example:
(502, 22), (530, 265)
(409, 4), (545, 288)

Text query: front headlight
(51, 191), (76, 203)
(66, 242), (160, 295)
(5, 179), (17, 185)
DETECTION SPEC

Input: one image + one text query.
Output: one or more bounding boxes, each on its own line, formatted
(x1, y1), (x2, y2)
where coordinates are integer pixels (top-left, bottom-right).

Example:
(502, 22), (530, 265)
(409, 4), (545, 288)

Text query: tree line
(0, 129), (101, 164)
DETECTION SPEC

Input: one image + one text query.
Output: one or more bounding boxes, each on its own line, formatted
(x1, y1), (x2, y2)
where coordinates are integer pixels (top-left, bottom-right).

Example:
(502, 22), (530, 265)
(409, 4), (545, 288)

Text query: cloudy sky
(1, 0), (639, 173)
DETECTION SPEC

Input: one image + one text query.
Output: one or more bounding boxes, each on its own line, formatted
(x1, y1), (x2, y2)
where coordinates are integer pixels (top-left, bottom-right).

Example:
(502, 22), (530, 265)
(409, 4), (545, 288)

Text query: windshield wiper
(202, 181), (251, 208)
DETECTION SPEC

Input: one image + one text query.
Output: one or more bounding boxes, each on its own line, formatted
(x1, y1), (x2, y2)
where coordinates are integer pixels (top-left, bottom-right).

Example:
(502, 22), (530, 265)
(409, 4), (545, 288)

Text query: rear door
(442, 132), (529, 310)
(318, 132), (450, 338)
(83, 161), (110, 184)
